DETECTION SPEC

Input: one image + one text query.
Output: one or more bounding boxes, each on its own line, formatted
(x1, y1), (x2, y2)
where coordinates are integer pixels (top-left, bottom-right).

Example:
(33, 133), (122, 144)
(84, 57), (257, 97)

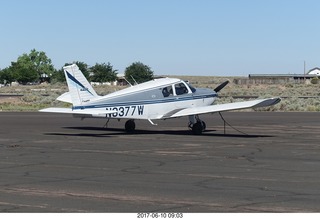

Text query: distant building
(248, 73), (316, 80)
(307, 67), (320, 75)
(40, 73), (50, 83)
(234, 68), (320, 85)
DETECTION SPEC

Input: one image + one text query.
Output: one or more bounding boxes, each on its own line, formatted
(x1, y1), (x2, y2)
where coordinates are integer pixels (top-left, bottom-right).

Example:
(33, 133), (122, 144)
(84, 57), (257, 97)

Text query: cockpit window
(175, 83), (188, 95)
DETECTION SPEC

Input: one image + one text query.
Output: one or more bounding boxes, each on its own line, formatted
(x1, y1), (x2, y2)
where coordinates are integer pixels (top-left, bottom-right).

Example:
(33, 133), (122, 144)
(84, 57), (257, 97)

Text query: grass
(0, 76), (319, 112)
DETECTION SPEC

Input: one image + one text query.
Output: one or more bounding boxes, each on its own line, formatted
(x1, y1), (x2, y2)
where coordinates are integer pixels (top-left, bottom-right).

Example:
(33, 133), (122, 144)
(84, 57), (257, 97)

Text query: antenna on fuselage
(131, 75), (138, 85)
(123, 77), (133, 87)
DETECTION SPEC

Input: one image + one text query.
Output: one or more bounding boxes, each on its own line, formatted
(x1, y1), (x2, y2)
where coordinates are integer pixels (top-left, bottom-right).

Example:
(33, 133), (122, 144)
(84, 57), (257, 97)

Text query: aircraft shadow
(44, 126), (274, 138)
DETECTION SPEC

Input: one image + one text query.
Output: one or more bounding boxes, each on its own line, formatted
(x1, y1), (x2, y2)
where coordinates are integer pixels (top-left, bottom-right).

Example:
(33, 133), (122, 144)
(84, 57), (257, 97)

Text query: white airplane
(40, 64), (281, 134)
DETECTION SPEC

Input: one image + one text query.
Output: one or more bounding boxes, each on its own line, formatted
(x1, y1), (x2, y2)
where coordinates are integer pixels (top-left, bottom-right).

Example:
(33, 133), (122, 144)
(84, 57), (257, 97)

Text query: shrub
(311, 77), (319, 84)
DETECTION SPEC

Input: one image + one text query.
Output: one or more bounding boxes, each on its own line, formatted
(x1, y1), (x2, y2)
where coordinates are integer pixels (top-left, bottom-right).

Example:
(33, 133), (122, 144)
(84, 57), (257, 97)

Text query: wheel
(125, 120), (135, 133)
(192, 122), (203, 135)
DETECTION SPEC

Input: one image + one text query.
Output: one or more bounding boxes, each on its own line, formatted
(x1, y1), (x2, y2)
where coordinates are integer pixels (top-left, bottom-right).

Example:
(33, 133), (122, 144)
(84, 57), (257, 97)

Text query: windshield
(185, 81), (196, 93)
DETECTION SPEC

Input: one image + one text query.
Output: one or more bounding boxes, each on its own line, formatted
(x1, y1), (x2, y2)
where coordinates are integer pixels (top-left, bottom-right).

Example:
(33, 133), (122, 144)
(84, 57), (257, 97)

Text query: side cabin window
(175, 83), (188, 95)
(162, 85), (173, 97)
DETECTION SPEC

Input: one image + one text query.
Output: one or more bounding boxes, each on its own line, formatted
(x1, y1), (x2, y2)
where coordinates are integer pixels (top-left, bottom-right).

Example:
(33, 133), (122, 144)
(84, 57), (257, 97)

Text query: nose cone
(194, 88), (217, 99)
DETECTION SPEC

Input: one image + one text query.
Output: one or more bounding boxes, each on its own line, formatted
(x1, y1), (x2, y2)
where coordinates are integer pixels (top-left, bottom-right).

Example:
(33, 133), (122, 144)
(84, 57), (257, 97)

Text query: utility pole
(304, 60), (306, 82)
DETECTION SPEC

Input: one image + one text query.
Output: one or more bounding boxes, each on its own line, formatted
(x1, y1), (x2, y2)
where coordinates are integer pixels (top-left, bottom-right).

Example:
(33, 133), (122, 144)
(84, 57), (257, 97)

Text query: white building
(307, 67), (320, 75)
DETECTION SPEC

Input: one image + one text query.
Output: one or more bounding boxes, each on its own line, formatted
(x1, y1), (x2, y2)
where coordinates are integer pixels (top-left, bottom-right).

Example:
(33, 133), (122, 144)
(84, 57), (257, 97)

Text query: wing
(162, 97), (281, 119)
(39, 107), (117, 117)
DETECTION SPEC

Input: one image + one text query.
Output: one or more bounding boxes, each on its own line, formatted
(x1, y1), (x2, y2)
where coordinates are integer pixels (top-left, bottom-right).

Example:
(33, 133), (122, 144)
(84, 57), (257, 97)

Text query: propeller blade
(214, 80), (230, 92)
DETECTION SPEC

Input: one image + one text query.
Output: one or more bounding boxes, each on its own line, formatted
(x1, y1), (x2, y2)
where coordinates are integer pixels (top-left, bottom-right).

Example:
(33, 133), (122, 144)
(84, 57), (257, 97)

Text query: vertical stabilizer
(63, 64), (98, 106)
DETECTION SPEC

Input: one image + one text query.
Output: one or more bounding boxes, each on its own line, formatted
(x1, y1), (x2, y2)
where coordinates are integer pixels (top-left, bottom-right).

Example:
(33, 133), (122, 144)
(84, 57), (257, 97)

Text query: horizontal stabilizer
(162, 97), (281, 119)
(56, 92), (72, 104)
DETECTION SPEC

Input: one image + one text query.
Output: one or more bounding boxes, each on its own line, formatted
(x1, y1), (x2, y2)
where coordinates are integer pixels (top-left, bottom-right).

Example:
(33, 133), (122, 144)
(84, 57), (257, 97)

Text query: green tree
(3, 49), (55, 84)
(10, 61), (39, 84)
(124, 62), (154, 84)
(28, 49), (55, 78)
(50, 68), (65, 83)
(0, 67), (15, 85)
(90, 62), (118, 83)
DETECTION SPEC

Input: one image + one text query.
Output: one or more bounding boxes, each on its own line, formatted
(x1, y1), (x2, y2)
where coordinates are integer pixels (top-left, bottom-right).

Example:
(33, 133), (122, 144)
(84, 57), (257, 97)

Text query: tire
(125, 120), (135, 133)
(192, 122), (203, 135)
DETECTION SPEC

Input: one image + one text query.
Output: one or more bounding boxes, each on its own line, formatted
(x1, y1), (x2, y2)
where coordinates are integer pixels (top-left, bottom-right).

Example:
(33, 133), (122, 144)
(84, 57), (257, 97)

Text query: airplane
(40, 64), (281, 134)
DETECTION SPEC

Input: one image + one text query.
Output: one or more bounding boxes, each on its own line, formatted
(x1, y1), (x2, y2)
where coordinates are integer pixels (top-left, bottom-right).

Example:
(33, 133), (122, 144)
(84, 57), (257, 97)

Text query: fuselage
(73, 78), (216, 120)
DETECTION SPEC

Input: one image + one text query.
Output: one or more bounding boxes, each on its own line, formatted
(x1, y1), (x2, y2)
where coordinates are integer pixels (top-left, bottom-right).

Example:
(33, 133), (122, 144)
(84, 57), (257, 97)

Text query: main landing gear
(188, 115), (206, 135)
(125, 119), (136, 133)
(124, 117), (206, 134)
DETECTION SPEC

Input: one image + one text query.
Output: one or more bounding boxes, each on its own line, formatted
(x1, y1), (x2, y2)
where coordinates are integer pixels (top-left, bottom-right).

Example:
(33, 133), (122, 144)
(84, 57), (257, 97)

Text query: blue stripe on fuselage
(72, 93), (217, 110)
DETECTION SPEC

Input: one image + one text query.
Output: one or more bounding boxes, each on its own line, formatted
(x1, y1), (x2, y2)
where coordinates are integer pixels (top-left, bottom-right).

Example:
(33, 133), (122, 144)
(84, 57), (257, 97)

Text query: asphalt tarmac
(0, 112), (320, 212)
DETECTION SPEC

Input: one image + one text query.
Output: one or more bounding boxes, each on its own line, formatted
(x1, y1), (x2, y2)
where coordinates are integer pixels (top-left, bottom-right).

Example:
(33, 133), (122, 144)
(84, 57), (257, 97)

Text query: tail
(63, 64), (99, 106)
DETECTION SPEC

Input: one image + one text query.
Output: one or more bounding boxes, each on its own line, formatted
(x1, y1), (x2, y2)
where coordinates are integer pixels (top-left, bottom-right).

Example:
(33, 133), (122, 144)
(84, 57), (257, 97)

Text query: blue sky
(1, 0), (320, 76)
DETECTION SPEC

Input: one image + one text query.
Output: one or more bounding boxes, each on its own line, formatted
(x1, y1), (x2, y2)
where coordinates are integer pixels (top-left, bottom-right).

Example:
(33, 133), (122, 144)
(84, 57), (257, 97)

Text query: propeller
(214, 80), (230, 93)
